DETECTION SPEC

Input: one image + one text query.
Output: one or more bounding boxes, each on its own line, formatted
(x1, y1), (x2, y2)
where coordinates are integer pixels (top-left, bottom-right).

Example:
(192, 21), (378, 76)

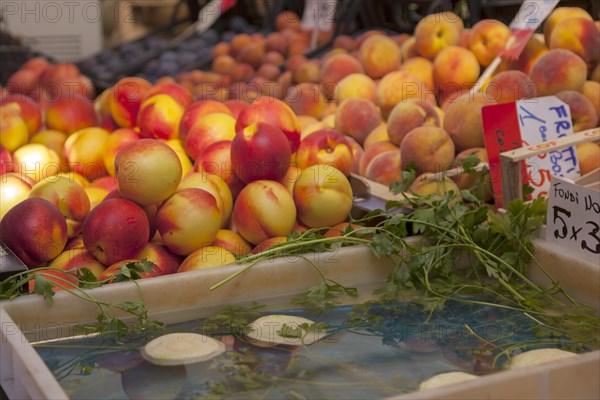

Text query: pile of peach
(1, 7), (599, 291)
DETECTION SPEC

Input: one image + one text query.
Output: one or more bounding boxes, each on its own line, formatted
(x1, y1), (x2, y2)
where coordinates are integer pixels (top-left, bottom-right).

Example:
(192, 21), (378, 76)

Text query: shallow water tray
(1, 236), (598, 399)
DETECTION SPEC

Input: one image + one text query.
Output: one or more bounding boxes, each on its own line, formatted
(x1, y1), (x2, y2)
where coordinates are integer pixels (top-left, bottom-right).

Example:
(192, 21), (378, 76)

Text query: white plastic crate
(0, 239), (598, 399)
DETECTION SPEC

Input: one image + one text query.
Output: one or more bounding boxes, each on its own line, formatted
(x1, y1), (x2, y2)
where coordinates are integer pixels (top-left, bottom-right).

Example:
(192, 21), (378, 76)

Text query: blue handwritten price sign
(547, 176), (600, 263)
(516, 96), (580, 198)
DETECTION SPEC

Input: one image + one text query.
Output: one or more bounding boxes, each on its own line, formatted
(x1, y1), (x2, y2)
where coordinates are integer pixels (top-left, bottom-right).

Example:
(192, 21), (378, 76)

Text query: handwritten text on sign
(547, 175), (600, 263)
(517, 96), (580, 198)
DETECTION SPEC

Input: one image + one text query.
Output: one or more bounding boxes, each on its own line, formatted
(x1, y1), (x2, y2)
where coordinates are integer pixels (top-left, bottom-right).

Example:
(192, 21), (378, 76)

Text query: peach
(444, 92), (495, 152)
(103, 189), (157, 241)
(293, 60), (320, 84)
(486, 70), (538, 104)
(98, 258), (164, 282)
(0, 197), (68, 267)
(163, 138), (192, 179)
(184, 112), (236, 160)
(179, 172), (233, 228)
(323, 222), (364, 238)
(364, 149), (403, 186)
(400, 57), (435, 92)
(230, 62), (255, 83)
(212, 229), (253, 256)
(400, 36), (419, 60)
(102, 128), (141, 176)
(504, 35), (548, 75)
(231, 122), (291, 183)
(319, 54), (365, 99)
(0, 173), (32, 220)
(359, 141), (399, 176)
(549, 17), (599, 68)
(137, 94), (185, 140)
(90, 175), (118, 192)
(252, 236), (288, 255)
(293, 164), (353, 228)
(376, 70), (431, 118)
(212, 54), (237, 75)
(278, 164), (302, 195)
(284, 83), (326, 119)
(582, 81), (600, 120)
(47, 248), (105, 279)
(84, 187), (108, 210)
(45, 93), (97, 135)
(28, 175), (90, 238)
(295, 129), (353, 176)
(194, 140), (244, 198)
(82, 197), (149, 265)
(63, 127), (110, 181)
(257, 63), (281, 81)
(0, 103), (28, 152)
(433, 46), (481, 99)
(179, 100), (233, 142)
(400, 126), (455, 174)
(334, 73), (377, 102)
(555, 90), (599, 132)
(235, 96), (301, 152)
(145, 82), (193, 108)
(156, 188), (221, 255)
(334, 98), (382, 145)
(178, 246), (236, 272)
(13, 143), (62, 182)
(543, 7), (592, 46)
(135, 242), (183, 275)
(297, 115), (320, 132)
(212, 41), (231, 57)
(265, 31), (288, 54)
(0, 93), (42, 135)
(286, 54), (308, 73)
(363, 123), (390, 150)
(57, 171), (88, 188)
(26, 267), (79, 293)
(468, 19), (511, 66)
(359, 34), (401, 79)
(387, 100), (441, 146)
(30, 130), (68, 168)
(576, 142), (600, 175)
(115, 139), (182, 206)
(224, 99), (249, 118)
(0, 145), (14, 175)
(409, 174), (461, 197)
(592, 64), (600, 82)
(529, 49), (588, 96)
(452, 148), (493, 202)
(334, 35), (356, 51)
(232, 180), (296, 245)
(414, 11), (464, 60)
(109, 77), (153, 128)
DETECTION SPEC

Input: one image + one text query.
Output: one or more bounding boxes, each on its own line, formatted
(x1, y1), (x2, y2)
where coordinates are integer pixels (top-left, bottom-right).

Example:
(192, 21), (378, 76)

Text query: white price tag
(516, 97), (580, 198)
(301, 0), (337, 31)
(547, 176), (600, 263)
(509, 0), (560, 30)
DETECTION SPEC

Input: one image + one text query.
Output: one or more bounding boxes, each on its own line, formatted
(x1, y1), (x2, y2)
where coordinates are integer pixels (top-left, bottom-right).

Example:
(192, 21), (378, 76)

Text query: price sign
(483, 96), (581, 208)
(547, 175), (600, 263)
(301, 0), (337, 31)
(517, 96), (580, 198)
(500, 0), (559, 58)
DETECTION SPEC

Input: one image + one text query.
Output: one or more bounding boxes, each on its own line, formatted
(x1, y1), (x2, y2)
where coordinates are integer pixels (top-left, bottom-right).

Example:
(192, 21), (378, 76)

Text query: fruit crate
(1, 237), (599, 399)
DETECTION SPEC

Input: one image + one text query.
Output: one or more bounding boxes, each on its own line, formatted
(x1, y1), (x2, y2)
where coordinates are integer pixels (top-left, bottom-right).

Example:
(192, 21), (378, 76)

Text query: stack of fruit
(0, 7), (599, 292)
